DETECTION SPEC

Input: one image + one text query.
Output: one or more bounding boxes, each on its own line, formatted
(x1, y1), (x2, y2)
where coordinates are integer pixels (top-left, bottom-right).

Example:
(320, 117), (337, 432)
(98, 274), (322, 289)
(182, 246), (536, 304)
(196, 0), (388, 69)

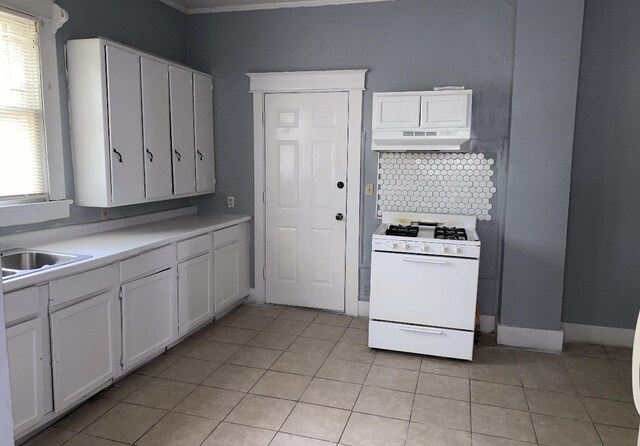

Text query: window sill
(0, 199), (72, 228)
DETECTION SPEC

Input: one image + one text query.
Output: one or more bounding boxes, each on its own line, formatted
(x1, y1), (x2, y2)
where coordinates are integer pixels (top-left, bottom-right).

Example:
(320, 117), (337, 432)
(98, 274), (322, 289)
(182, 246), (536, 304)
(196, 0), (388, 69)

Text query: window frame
(0, 1), (70, 227)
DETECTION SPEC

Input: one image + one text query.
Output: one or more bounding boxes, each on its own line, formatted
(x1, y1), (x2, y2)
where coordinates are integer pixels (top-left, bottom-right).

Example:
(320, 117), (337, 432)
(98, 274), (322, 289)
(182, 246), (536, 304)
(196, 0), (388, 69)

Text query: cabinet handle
(402, 258), (447, 265)
(146, 148), (154, 163)
(112, 148), (123, 163)
(399, 325), (443, 335)
(197, 150), (203, 161)
(174, 149), (181, 162)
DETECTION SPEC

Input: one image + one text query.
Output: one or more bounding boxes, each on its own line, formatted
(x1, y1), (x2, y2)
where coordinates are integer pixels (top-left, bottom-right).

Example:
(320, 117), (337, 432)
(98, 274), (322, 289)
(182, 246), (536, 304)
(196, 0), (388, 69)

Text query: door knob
(335, 213), (344, 221)
(337, 181), (344, 189)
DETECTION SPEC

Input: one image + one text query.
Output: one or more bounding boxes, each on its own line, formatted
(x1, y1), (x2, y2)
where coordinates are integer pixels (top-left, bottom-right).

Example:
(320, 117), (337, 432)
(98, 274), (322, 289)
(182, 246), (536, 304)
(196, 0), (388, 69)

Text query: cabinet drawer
(177, 233), (212, 261)
(214, 225), (240, 248)
(50, 265), (115, 308)
(120, 245), (175, 283)
(368, 320), (474, 361)
(5, 287), (40, 326)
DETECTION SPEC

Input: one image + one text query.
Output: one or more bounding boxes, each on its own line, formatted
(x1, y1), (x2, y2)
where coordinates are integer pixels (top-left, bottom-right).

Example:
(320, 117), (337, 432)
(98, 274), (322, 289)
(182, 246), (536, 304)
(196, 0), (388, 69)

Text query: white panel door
(105, 45), (145, 204)
(193, 73), (216, 192)
(213, 242), (240, 313)
(50, 292), (116, 412)
(7, 318), (43, 435)
(121, 269), (176, 370)
(178, 254), (213, 334)
(169, 66), (196, 195)
(420, 93), (471, 129)
(372, 94), (420, 129)
(141, 57), (173, 199)
(265, 92), (348, 311)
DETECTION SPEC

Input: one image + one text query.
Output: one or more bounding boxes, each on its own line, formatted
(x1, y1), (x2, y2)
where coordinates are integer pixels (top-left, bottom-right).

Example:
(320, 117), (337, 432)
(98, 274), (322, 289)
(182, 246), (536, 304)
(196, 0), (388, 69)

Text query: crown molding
(158, 0), (393, 15)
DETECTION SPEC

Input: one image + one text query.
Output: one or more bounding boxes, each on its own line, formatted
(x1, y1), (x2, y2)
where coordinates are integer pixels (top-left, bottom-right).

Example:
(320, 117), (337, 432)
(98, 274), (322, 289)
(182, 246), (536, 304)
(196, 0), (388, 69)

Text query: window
(0, 2), (69, 227)
(0, 8), (46, 201)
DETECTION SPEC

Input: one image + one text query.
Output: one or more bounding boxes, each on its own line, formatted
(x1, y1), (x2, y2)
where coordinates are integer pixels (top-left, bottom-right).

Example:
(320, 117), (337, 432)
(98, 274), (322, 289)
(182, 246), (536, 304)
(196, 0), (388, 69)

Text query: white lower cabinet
(121, 268), (176, 370)
(50, 291), (117, 412)
(7, 318), (44, 435)
(213, 222), (250, 313)
(178, 254), (213, 335)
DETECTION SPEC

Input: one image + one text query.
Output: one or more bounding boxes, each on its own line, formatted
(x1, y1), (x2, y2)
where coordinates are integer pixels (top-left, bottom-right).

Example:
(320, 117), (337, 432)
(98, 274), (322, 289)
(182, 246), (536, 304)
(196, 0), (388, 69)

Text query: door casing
(248, 70), (367, 316)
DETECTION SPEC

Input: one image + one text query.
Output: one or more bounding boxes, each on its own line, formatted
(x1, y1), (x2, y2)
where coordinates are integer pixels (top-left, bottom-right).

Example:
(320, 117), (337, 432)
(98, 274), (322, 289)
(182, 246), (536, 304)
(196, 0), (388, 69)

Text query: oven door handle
(401, 258), (448, 265)
(399, 325), (444, 335)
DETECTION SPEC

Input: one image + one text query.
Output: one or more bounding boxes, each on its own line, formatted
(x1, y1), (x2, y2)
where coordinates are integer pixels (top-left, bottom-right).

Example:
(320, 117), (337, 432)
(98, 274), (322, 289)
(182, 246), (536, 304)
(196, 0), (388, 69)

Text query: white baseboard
(357, 300), (369, 318)
(497, 324), (564, 351)
(562, 322), (634, 347)
(479, 315), (496, 333)
(248, 288), (264, 304)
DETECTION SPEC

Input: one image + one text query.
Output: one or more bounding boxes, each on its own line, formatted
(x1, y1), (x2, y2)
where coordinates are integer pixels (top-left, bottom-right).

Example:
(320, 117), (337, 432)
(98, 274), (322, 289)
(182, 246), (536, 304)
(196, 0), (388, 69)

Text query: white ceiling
(158, 0), (393, 14)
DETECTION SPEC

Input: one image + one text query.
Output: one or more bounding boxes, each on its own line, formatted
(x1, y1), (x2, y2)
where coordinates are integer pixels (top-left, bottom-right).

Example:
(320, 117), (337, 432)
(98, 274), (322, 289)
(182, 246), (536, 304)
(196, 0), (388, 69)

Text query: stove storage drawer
(370, 251), (479, 330)
(369, 320), (473, 360)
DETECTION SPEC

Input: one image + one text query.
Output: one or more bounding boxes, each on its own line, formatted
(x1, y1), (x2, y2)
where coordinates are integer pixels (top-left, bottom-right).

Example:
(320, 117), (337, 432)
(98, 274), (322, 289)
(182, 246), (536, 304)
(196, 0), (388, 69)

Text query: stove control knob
(441, 245), (449, 253)
(389, 242), (398, 249)
(402, 242), (410, 250)
(453, 246), (462, 254)
(421, 244), (429, 252)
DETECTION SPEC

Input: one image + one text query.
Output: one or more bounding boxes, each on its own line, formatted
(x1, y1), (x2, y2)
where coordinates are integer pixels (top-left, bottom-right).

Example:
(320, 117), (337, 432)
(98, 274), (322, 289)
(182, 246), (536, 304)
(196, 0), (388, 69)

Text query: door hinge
(263, 267), (266, 280)
(118, 287), (123, 301)
(120, 356), (124, 369)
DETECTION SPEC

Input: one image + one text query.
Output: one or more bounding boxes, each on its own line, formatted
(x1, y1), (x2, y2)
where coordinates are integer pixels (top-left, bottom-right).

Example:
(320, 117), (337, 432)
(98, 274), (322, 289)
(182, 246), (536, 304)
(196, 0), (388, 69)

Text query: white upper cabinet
(66, 38), (215, 207)
(105, 46), (145, 205)
(420, 92), (471, 129)
(193, 73), (216, 193)
(372, 95), (420, 129)
(170, 65), (196, 195)
(141, 57), (173, 199)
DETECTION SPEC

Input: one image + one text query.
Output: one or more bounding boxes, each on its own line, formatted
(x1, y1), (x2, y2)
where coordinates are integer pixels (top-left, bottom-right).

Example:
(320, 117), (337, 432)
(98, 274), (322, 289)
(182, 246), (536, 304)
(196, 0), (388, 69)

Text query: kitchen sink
(1, 250), (92, 280)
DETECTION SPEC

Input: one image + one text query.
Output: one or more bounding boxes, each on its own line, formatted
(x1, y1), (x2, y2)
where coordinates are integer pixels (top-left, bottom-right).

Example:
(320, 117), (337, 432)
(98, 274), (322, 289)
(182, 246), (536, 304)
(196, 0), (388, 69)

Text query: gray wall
(0, 0), (192, 236)
(563, 0), (640, 329)
(500, 0), (584, 331)
(188, 0), (516, 315)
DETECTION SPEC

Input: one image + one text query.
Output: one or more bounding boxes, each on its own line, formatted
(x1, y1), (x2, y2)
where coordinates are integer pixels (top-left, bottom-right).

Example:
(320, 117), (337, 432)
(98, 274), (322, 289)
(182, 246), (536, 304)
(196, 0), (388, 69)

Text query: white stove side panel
(376, 152), (496, 221)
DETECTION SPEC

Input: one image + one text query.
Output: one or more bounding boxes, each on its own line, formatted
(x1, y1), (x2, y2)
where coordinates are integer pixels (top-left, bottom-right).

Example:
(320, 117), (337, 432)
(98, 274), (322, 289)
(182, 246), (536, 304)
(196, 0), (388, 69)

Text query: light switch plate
(365, 183), (374, 196)
(227, 196), (235, 208)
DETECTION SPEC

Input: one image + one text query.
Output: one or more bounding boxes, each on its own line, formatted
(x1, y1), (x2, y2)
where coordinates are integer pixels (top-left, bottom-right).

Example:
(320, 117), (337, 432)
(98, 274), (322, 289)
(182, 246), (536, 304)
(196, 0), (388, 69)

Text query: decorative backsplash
(376, 152), (496, 221)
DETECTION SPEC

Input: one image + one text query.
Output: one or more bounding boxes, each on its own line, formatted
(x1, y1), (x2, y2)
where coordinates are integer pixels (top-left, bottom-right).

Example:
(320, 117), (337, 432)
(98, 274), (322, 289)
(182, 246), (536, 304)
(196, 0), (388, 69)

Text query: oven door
(370, 251), (479, 330)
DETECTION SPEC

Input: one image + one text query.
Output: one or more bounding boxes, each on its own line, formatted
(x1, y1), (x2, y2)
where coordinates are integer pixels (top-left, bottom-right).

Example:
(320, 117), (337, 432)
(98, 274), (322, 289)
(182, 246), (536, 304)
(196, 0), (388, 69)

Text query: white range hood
(371, 89), (472, 152)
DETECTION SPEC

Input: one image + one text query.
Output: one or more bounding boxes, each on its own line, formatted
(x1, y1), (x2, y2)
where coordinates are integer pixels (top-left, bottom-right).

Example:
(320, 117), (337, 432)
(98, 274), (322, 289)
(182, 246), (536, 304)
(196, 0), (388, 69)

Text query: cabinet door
(7, 318), (43, 435)
(141, 57), (173, 199)
(50, 292), (117, 412)
(420, 93), (471, 129)
(169, 66), (196, 195)
(121, 269), (176, 370)
(178, 254), (213, 334)
(214, 242), (241, 313)
(372, 95), (420, 129)
(193, 73), (216, 192)
(105, 45), (145, 204)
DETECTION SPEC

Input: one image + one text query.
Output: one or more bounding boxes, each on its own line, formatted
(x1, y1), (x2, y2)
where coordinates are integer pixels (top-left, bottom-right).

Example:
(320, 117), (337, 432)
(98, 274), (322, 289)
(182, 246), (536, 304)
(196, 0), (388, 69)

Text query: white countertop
(2, 213), (251, 293)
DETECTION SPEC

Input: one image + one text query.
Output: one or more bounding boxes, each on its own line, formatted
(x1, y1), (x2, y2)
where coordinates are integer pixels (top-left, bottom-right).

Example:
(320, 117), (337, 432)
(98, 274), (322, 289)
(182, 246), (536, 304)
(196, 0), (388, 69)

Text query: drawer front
(120, 245), (175, 283)
(214, 225), (240, 248)
(177, 233), (212, 261)
(5, 287), (40, 326)
(368, 320), (474, 361)
(50, 265), (115, 308)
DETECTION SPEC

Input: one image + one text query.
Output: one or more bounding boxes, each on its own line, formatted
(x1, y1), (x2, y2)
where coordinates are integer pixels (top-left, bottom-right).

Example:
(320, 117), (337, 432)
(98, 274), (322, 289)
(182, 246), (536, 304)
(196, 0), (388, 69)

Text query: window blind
(0, 9), (46, 199)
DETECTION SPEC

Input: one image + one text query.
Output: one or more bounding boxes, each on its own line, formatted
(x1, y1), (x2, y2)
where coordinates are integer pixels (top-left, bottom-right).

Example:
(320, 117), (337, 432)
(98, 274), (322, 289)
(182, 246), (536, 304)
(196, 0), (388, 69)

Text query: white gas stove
(369, 212), (481, 361)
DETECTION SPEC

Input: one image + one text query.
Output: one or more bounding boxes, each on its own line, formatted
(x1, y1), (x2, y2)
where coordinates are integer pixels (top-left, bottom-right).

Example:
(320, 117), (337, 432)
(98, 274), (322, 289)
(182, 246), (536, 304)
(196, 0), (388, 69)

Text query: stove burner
(385, 225), (419, 237)
(435, 226), (468, 240)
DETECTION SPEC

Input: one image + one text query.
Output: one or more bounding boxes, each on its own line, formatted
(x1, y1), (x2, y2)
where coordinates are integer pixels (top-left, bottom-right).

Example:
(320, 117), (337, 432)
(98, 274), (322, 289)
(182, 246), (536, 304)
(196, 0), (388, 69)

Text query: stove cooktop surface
(374, 224), (480, 244)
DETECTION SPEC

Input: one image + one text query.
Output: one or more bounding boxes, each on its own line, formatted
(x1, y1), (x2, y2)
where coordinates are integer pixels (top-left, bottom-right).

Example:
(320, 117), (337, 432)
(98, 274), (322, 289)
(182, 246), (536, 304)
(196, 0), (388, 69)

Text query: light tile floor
(24, 304), (640, 446)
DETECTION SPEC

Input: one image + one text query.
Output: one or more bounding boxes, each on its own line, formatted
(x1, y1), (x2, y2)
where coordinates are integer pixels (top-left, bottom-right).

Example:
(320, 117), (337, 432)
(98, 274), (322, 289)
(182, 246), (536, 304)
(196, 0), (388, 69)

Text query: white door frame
(247, 70), (367, 316)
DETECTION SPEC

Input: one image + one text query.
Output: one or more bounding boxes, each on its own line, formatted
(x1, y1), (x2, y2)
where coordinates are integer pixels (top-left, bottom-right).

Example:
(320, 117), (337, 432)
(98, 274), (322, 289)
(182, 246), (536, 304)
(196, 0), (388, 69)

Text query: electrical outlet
(363, 284), (370, 296)
(226, 196), (235, 208)
(365, 183), (374, 196)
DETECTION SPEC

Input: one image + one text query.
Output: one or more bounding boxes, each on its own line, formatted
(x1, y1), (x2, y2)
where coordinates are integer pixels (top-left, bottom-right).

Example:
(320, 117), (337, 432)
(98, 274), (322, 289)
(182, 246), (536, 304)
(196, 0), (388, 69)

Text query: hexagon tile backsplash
(377, 152), (496, 221)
